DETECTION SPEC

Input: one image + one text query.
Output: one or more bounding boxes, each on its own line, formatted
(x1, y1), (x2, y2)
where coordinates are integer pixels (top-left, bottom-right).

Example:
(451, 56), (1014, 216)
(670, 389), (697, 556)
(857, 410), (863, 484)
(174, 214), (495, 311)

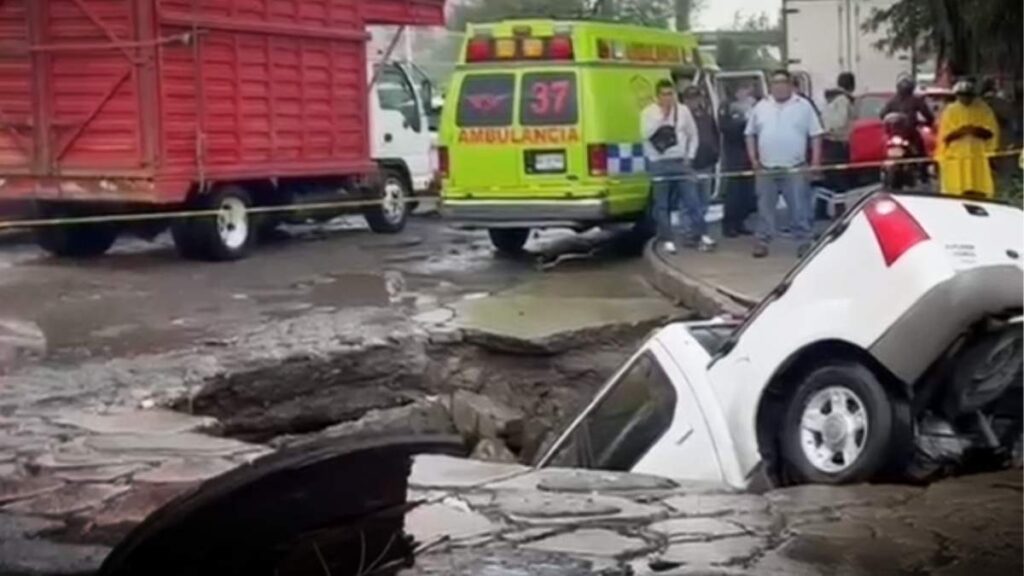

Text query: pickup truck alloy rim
(217, 197), (249, 250)
(800, 386), (869, 473)
(382, 178), (405, 224)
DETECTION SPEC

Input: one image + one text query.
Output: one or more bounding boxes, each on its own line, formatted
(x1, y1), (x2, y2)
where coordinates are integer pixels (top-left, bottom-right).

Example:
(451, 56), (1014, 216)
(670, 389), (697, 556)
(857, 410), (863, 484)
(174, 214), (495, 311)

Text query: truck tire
(172, 186), (254, 261)
(488, 228), (530, 254)
(37, 221), (119, 258)
(780, 362), (898, 485)
(364, 170), (409, 234)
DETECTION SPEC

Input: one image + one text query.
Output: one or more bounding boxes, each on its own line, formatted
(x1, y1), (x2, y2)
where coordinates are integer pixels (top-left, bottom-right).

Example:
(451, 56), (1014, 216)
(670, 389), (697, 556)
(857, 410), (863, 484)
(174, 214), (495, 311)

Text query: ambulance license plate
(532, 152), (566, 173)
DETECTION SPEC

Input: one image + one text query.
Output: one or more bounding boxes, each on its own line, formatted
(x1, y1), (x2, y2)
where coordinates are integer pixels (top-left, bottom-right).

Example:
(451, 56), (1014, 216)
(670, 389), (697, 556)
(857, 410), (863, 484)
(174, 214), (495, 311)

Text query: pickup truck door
(536, 342), (724, 484)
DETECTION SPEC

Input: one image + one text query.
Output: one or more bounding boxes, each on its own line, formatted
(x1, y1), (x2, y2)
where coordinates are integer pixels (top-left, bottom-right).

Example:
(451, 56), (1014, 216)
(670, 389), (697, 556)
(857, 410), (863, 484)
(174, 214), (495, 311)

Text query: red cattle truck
(0, 0), (445, 260)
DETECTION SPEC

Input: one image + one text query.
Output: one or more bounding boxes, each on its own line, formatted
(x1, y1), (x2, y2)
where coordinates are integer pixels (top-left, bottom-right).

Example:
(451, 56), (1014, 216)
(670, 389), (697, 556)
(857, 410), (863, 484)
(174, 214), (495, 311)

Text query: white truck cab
(368, 61), (442, 224)
(540, 191), (1023, 489)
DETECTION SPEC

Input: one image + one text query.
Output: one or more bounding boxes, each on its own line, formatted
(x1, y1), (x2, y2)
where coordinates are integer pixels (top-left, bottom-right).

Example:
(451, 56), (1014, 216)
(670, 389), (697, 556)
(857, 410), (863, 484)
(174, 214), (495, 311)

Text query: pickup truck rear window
(456, 74), (515, 127)
(544, 352), (676, 471)
(520, 72), (578, 126)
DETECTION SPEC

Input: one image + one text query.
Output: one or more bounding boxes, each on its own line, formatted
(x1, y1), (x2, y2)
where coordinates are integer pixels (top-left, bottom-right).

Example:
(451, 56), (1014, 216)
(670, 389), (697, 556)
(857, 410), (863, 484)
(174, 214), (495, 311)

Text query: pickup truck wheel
(364, 171), (408, 234)
(780, 362), (895, 485)
(172, 186), (253, 261)
(37, 221), (119, 258)
(489, 228), (530, 254)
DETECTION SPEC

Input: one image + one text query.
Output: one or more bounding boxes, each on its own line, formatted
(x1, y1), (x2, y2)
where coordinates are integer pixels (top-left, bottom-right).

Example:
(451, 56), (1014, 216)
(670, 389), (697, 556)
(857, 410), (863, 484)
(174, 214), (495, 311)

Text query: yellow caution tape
(653, 148), (1024, 182)
(0, 149), (1020, 231)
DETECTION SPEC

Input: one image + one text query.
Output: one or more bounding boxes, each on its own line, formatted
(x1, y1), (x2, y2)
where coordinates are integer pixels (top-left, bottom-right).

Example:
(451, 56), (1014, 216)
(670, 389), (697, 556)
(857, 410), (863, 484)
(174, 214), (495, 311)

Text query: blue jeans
(650, 158), (688, 242)
(679, 168), (712, 242)
(756, 170), (811, 244)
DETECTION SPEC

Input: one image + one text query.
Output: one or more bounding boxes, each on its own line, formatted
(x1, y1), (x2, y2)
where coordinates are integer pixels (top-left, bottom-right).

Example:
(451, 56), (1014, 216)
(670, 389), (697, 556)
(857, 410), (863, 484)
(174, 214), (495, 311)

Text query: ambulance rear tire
(489, 228), (530, 254)
(172, 186), (254, 262)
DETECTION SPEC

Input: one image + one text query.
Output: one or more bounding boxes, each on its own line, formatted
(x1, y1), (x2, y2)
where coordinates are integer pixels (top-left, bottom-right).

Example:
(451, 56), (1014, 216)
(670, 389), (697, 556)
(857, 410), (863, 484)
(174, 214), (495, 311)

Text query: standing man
(822, 72), (856, 191)
(719, 82), (757, 237)
(745, 69), (824, 259)
(937, 79), (999, 197)
(681, 85), (718, 251)
(642, 79), (699, 254)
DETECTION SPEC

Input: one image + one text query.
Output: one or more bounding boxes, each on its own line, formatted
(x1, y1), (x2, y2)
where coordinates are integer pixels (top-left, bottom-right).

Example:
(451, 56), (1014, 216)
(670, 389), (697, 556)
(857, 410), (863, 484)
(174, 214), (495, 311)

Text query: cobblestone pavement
(403, 456), (1022, 576)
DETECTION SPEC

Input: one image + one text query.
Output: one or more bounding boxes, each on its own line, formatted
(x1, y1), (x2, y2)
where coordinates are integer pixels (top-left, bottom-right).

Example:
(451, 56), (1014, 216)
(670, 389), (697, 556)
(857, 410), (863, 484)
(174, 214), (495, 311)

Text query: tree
(714, 11), (781, 71)
(863, 0), (1022, 79)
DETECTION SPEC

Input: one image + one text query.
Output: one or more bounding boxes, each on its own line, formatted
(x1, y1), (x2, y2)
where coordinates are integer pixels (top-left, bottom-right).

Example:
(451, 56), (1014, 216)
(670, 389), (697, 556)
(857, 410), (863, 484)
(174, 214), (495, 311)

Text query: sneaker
(662, 241), (678, 254)
(752, 243), (769, 258)
(700, 235), (717, 249)
(797, 243), (812, 258)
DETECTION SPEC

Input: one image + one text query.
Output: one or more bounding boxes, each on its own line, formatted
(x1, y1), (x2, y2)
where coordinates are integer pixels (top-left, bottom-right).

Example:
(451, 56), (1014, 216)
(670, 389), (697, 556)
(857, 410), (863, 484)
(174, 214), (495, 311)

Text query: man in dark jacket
(719, 83), (756, 237)
(680, 85), (718, 250)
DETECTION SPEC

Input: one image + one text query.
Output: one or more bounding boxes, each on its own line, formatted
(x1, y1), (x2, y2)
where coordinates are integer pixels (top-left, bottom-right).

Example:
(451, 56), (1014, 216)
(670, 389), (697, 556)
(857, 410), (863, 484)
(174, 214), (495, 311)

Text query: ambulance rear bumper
(440, 198), (609, 228)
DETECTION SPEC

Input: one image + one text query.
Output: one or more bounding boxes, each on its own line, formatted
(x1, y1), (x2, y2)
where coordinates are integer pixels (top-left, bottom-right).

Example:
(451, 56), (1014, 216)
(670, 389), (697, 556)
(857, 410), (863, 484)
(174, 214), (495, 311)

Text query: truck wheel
(37, 222), (119, 258)
(780, 362), (897, 485)
(364, 170), (408, 234)
(488, 228), (530, 254)
(172, 186), (254, 261)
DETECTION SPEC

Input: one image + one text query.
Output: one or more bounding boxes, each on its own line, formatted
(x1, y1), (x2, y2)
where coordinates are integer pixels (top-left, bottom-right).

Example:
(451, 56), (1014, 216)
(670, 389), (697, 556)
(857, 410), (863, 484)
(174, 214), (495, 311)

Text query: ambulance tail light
(549, 36), (574, 60)
(438, 146), (450, 179)
(588, 144), (608, 177)
(863, 194), (929, 266)
(466, 37), (492, 62)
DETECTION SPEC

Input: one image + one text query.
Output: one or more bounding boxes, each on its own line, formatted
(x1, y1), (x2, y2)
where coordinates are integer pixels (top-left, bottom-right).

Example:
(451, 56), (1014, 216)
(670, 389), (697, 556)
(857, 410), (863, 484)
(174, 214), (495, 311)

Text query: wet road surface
(0, 215), (658, 369)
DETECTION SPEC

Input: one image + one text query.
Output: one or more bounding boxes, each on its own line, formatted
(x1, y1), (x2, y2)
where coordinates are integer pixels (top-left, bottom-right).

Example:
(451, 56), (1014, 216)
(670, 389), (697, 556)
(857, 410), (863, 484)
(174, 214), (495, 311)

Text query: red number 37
(530, 80), (570, 116)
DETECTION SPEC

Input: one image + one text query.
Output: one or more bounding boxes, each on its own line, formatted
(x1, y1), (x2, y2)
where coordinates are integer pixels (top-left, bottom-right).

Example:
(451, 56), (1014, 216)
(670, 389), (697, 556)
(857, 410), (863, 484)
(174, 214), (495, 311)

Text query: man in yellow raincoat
(936, 79), (999, 197)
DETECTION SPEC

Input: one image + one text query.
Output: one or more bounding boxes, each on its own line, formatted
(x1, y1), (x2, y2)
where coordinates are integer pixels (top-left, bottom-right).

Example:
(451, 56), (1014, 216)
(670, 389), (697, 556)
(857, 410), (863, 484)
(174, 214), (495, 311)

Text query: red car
(848, 90), (952, 165)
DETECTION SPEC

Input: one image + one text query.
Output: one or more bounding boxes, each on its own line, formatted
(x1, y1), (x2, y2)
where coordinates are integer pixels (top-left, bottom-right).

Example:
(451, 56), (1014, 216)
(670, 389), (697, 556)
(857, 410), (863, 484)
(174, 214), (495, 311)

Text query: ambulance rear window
(520, 72), (578, 126)
(456, 74), (515, 127)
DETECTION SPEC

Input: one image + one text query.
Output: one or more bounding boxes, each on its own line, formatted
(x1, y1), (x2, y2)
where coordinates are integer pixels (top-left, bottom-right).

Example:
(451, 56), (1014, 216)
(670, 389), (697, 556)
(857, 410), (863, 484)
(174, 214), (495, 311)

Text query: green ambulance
(438, 19), (742, 253)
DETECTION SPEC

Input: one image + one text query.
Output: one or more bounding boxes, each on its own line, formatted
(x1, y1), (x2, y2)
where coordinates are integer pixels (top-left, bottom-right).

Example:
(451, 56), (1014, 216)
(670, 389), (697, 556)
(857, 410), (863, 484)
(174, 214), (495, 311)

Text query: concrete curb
(643, 240), (753, 318)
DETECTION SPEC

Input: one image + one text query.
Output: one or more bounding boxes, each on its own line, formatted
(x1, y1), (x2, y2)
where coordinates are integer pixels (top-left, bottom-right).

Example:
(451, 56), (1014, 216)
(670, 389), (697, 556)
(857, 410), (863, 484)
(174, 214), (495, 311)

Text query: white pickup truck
(540, 192), (1023, 489)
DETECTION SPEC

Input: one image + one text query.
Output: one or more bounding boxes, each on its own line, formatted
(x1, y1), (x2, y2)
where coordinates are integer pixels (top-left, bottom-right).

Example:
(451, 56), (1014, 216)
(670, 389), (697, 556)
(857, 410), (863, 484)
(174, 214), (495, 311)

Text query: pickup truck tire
(364, 170), (408, 234)
(37, 220), (119, 258)
(780, 362), (895, 485)
(172, 186), (254, 261)
(489, 228), (530, 254)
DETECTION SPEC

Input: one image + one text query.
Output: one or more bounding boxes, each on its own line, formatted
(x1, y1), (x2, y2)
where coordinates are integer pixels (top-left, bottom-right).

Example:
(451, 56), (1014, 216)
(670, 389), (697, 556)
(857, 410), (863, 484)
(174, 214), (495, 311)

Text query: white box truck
(784, 0), (914, 104)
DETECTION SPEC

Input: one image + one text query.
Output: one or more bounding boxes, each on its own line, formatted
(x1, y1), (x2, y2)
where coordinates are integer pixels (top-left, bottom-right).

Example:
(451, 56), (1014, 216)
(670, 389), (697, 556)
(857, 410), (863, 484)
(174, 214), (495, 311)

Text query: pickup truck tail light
(588, 144), (607, 176)
(437, 146), (449, 179)
(864, 195), (929, 266)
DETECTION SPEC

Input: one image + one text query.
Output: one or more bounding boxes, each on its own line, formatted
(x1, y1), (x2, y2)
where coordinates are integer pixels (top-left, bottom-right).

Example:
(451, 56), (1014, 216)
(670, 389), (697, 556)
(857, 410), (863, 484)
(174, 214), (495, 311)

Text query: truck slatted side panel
(0, 0), (32, 171)
(48, 0), (144, 172)
(362, 0), (446, 25)
(0, 0), (444, 203)
(159, 0), (361, 31)
(157, 0), (371, 179)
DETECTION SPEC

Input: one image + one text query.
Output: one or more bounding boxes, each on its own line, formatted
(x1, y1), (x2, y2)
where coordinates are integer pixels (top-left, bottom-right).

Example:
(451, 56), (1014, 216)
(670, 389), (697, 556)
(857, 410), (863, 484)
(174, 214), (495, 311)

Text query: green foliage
(862, 0), (1022, 77)
(714, 11), (781, 71)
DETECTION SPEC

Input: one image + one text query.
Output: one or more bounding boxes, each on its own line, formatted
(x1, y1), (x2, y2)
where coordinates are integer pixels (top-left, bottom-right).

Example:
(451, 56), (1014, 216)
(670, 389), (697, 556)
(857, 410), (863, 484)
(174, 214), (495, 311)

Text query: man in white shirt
(745, 69), (824, 259)
(641, 79), (699, 254)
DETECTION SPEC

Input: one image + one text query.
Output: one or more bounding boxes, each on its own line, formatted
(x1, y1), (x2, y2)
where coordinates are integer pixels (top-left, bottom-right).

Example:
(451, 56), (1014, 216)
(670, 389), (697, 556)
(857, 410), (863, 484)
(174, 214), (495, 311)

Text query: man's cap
(953, 79), (976, 95)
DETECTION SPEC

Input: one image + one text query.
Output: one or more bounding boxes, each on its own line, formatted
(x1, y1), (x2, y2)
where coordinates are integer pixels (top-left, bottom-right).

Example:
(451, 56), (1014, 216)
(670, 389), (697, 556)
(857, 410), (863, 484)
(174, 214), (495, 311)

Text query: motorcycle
(881, 112), (923, 190)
